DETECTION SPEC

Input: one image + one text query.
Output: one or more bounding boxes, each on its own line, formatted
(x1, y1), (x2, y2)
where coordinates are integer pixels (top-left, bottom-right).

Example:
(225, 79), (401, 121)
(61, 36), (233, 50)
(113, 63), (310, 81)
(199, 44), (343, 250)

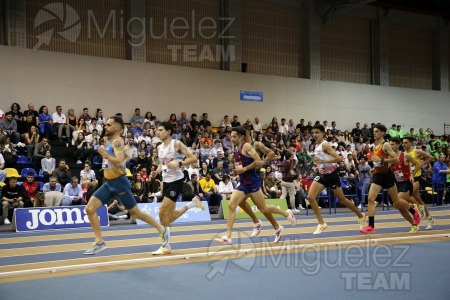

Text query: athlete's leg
(224, 190), (248, 239)
(333, 187), (364, 218)
(306, 180), (326, 224)
(127, 205), (163, 233)
(413, 181), (431, 217)
(390, 187), (416, 226)
(85, 196), (106, 244)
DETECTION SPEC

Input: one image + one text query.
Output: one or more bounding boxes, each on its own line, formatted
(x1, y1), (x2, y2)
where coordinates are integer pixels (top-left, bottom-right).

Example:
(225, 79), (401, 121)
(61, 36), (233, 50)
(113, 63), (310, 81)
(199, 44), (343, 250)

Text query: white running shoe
(152, 246), (172, 255)
(3, 218), (10, 225)
(274, 226), (284, 243)
(425, 217), (436, 230)
(215, 235), (232, 245)
(251, 220), (263, 237)
(291, 208), (300, 214)
(192, 195), (205, 211)
(313, 223), (328, 235)
(286, 209), (297, 226)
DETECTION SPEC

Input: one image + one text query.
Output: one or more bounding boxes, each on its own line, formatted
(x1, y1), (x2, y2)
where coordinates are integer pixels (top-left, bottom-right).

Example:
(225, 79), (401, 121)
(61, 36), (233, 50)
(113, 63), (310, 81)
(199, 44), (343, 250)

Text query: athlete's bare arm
(174, 140), (198, 167)
(381, 143), (399, 163)
(98, 139), (127, 168)
(254, 141), (275, 167)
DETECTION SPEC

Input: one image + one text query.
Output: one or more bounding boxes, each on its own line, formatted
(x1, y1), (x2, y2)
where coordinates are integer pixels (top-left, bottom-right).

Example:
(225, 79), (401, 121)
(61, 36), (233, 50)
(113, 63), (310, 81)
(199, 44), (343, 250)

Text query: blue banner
(14, 205), (109, 232)
(136, 201), (211, 225)
(240, 90), (263, 102)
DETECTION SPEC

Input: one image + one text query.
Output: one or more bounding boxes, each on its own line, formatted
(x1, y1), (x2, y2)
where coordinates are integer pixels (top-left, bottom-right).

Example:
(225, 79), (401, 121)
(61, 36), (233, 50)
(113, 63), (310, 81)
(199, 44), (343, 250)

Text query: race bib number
(102, 158), (108, 169)
(314, 176), (320, 182)
(394, 170), (404, 181)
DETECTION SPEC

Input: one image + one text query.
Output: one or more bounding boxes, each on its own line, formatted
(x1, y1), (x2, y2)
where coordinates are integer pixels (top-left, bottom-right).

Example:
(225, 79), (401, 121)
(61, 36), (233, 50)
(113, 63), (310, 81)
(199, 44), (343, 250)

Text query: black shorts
(413, 176), (422, 182)
(397, 180), (413, 195)
(372, 169), (396, 190)
(314, 169), (341, 189)
(162, 178), (184, 202)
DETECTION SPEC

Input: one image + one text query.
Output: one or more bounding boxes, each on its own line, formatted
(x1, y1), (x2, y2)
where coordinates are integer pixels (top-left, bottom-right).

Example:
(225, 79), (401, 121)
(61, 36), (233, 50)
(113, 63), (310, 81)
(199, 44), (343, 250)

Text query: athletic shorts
(413, 176), (422, 182)
(162, 178), (184, 202)
(314, 169), (341, 189)
(236, 181), (262, 195)
(396, 180), (413, 195)
(372, 169), (396, 190)
(93, 175), (136, 209)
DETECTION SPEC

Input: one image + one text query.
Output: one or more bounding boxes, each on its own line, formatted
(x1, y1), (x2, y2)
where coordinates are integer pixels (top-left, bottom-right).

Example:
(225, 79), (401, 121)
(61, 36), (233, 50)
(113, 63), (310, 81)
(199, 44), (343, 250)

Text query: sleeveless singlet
(314, 141), (337, 175)
(408, 148), (421, 177)
(390, 152), (410, 182)
(158, 139), (184, 183)
(102, 141), (126, 179)
(234, 144), (260, 186)
(372, 141), (389, 174)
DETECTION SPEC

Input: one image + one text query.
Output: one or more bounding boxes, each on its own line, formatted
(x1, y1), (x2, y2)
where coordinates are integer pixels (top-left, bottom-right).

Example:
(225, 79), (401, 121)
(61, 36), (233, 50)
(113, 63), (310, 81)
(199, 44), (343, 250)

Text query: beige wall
(0, 46), (449, 133)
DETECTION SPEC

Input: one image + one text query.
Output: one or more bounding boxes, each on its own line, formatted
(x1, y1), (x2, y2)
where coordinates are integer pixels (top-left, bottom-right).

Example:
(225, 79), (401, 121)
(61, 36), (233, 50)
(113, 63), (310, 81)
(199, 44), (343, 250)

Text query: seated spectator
(23, 103), (39, 128)
(61, 177), (85, 206)
(1, 177), (25, 224)
(130, 172), (148, 203)
(95, 108), (106, 126)
(218, 174), (233, 200)
(0, 136), (17, 167)
(73, 132), (94, 164)
(22, 172), (40, 207)
(199, 172), (222, 206)
(80, 161), (98, 195)
(130, 108), (144, 124)
(0, 111), (20, 144)
(32, 137), (51, 169)
(147, 171), (163, 202)
(198, 161), (210, 179)
(0, 153), (6, 183)
(133, 149), (150, 173)
(52, 105), (70, 141)
(38, 105), (54, 139)
(107, 198), (128, 220)
(43, 176), (62, 192)
(72, 118), (90, 145)
(23, 125), (40, 159)
(264, 172), (281, 198)
(182, 173), (201, 201)
(41, 150), (56, 182)
(66, 108), (77, 139)
(88, 118), (103, 135)
(53, 159), (72, 187)
(211, 160), (230, 184)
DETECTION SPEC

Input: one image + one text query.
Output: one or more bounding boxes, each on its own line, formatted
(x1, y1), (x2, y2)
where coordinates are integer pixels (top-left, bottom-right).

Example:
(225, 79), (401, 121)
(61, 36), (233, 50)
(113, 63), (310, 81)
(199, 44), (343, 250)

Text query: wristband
(380, 158), (384, 164)
(179, 161), (183, 168)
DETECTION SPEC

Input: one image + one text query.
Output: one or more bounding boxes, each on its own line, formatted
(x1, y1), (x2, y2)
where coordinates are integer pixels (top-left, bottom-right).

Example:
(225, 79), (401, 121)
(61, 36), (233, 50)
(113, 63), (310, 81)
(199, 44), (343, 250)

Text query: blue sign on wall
(136, 201), (211, 225)
(14, 205), (109, 232)
(240, 90), (263, 102)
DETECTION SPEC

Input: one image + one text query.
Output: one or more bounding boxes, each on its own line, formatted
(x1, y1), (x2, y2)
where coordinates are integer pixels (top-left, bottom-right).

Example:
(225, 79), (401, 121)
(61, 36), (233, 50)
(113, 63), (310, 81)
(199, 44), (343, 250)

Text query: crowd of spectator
(1, 102), (450, 224)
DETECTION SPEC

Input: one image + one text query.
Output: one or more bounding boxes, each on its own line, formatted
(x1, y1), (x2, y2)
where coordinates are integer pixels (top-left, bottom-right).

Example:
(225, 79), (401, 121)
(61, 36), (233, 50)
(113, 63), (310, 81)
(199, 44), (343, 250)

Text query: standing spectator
(351, 122), (362, 140)
(53, 159), (72, 187)
(432, 153), (450, 205)
(22, 103), (39, 127)
(62, 177), (85, 206)
(361, 123), (371, 140)
(95, 108), (106, 126)
(358, 156), (372, 208)
(24, 125), (40, 159)
(1, 177), (25, 224)
(41, 150), (56, 182)
(279, 152), (298, 212)
(52, 105), (70, 141)
(79, 107), (92, 125)
(198, 113), (211, 129)
(22, 172), (40, 207)
(0, 112), (20, 144)
(38, 105), (54, 139)
(231, 115), (241, 127)
(130, 108), (145, 124)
